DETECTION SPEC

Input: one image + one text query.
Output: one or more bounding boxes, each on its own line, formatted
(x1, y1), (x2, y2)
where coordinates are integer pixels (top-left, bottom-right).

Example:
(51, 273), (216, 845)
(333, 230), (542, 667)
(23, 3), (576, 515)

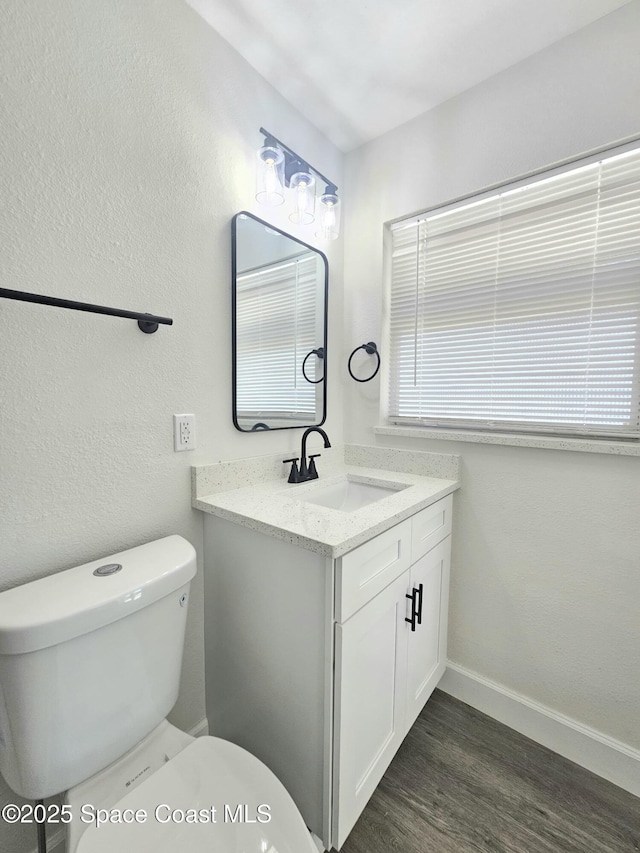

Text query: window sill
(374, 425), (640, 456)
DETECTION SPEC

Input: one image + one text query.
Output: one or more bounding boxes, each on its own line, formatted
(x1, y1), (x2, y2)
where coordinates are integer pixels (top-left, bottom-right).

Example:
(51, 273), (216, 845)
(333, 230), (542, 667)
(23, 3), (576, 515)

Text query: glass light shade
(316, 192), (341, 240)
(289, 171), (316, 224)
(256, 146), (285, 206)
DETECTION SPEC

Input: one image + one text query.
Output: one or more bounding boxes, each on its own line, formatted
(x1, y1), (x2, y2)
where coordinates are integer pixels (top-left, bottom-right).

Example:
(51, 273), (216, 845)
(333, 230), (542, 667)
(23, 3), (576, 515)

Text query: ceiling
(187, 0), (633, 151)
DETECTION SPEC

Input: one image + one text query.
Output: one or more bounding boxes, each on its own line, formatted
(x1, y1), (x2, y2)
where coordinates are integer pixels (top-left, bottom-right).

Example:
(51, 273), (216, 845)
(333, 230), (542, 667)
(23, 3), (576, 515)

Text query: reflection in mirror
(232, 212), (328, 432)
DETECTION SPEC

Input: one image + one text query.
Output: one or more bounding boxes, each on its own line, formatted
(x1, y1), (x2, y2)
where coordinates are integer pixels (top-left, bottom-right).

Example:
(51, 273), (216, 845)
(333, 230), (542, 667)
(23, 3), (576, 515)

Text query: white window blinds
(236, 254), (319, 422)
(388, 145), (640, 438)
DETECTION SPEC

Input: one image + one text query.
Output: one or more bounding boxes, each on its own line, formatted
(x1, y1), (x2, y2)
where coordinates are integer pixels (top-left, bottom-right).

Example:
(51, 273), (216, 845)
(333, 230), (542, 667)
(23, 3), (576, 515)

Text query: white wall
(0, 1), (343, 849)
(344, 2), (640, 750)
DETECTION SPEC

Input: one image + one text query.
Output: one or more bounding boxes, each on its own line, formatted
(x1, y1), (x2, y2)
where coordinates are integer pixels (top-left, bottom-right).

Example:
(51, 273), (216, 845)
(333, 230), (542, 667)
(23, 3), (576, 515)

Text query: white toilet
(0, 535), (318, 852)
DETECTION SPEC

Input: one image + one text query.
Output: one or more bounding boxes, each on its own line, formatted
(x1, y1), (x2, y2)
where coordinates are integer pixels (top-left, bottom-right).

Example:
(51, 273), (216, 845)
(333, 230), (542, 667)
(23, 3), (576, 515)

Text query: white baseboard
(188, 716), (209, 738)
(439, 662), (640, 798)
(40, 827), (65, 853)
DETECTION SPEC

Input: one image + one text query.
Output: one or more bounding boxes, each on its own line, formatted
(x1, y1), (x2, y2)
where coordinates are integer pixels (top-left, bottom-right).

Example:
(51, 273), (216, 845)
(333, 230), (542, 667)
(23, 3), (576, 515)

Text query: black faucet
(283, 426), (331, 483)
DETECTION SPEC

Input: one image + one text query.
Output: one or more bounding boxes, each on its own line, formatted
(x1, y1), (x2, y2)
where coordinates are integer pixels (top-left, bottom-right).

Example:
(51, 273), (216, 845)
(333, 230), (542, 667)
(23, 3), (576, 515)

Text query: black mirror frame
(231, 211), (329, 433)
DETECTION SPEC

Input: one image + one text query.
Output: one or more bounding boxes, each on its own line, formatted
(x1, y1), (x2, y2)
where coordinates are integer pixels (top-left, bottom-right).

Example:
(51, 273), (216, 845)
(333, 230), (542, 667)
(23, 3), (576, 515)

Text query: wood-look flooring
(339, 689), (639, 853)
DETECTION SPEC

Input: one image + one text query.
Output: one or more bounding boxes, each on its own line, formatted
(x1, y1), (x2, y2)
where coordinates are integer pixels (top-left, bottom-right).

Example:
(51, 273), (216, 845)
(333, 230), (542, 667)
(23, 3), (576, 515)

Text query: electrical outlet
(173, 414), (196, 452)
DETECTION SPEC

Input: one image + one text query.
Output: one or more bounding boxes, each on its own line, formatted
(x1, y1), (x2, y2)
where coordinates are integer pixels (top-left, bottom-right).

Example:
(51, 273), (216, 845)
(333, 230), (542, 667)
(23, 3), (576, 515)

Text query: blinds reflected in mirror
(236, 253), (320, 427)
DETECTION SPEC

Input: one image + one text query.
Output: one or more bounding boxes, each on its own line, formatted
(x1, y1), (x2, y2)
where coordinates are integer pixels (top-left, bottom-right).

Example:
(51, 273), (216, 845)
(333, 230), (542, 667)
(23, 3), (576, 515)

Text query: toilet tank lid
(0, 536), (197, 655)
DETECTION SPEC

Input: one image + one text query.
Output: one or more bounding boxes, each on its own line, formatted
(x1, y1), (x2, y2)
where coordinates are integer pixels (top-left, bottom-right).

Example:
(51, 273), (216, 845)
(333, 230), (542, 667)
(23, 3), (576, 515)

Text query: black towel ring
(302, 347), (325, 384)
(348, 342), (380, 382)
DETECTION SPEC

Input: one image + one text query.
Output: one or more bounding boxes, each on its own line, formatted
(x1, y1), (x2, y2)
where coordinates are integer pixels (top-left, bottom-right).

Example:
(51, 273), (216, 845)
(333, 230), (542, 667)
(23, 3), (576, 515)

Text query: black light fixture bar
(0, 287), (173, 334)
(259, 126), (337, 192)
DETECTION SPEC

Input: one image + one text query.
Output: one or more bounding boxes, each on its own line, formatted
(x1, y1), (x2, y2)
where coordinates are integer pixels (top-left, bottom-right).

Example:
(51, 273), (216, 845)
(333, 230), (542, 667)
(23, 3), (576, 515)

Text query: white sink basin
(300, 476), (408, 513)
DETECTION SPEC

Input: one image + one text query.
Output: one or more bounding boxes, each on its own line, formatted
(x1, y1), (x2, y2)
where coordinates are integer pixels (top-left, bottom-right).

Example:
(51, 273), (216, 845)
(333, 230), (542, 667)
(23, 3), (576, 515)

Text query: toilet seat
(76, 736), (318, 853)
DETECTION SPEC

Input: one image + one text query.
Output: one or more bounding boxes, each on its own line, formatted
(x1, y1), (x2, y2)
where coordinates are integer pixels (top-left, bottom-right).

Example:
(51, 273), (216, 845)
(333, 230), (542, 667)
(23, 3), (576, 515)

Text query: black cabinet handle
(405, 583), (424, 632)
(405, 589), (418, 632)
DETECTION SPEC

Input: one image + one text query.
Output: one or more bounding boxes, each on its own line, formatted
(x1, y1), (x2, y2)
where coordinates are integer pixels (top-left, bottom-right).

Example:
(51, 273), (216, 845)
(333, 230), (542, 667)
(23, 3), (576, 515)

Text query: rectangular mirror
(232, 212), (328, 432)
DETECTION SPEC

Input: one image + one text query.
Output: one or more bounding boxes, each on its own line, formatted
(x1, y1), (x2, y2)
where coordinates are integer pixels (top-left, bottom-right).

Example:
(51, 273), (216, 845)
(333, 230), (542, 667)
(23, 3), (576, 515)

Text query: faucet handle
(283, 457), (301, 483)
(307, 453), (321, 479)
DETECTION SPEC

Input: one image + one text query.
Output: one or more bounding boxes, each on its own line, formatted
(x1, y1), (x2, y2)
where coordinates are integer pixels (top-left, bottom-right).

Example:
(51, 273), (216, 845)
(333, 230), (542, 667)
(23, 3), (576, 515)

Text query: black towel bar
(0, 287), (173, 334)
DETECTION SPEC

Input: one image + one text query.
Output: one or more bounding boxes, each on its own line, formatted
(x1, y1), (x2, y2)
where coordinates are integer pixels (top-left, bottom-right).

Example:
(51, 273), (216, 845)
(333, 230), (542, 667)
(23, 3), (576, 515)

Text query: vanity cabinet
(202, 493), (452, 850)
(332, 501), (451, 848)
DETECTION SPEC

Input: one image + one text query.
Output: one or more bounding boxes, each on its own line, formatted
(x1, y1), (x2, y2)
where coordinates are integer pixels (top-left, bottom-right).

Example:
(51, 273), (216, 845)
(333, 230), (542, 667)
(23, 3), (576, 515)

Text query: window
(388, 144), (640, 439)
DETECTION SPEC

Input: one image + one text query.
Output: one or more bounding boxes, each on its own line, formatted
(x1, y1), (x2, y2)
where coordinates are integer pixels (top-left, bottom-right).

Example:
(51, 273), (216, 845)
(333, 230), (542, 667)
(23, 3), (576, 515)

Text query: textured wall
(0, 1), (343, 850)
(343, 2), (640, 748)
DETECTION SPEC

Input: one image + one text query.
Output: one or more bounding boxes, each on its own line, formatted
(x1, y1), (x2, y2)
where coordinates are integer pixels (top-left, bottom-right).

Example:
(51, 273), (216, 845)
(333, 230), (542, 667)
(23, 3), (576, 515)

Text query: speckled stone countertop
(192, 445), (459, 558)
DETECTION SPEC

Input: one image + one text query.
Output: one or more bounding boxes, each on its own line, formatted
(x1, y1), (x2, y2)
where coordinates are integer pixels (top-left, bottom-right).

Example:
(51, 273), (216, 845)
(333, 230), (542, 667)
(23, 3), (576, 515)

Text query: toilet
(0, 535), (318, 852)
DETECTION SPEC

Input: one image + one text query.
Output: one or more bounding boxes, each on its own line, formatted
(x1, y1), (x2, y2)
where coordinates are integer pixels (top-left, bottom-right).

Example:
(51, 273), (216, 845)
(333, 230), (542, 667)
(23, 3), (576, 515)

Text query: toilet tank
(0, 535), (196, 800)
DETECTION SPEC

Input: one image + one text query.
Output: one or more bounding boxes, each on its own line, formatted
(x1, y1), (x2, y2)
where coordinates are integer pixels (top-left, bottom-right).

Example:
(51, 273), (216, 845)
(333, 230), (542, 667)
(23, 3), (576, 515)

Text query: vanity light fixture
(255, 127), (340, 239)
(316, 190), (340, 241)
(289, 170), (316, 225)
(256, 144), (285, 207)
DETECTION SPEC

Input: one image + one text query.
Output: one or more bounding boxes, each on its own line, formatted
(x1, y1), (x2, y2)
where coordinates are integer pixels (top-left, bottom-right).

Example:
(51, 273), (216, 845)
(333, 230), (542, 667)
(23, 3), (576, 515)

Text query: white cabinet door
(332, 570), (409, 849)
(405, 536), (451, 730)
